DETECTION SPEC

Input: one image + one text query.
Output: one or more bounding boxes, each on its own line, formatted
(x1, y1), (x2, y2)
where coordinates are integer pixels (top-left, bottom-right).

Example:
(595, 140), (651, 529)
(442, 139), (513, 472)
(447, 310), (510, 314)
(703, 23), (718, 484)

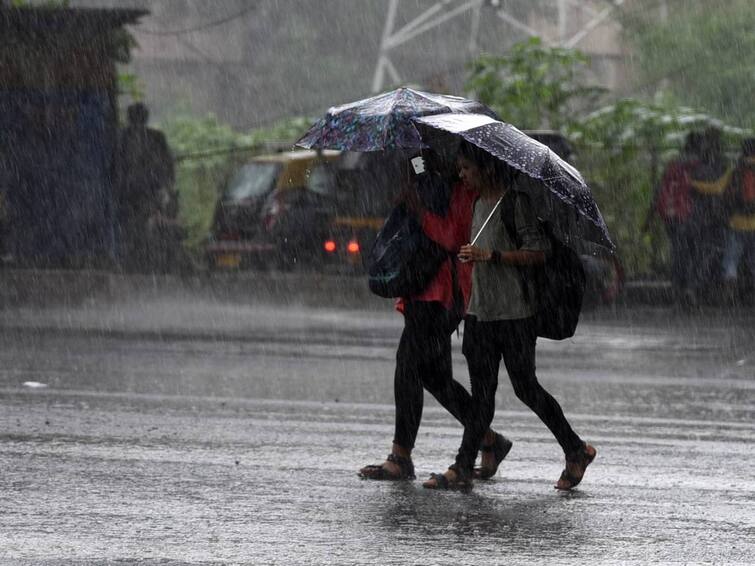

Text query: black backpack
(500, 191), (585, 340)
(366, 202), (448, 298)
(366, 201), (465, 324)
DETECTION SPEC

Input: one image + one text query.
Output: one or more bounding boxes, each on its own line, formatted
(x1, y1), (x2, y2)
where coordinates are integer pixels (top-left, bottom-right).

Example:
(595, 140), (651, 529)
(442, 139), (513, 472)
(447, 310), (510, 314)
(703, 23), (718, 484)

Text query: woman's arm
(458, 245), (544, 265)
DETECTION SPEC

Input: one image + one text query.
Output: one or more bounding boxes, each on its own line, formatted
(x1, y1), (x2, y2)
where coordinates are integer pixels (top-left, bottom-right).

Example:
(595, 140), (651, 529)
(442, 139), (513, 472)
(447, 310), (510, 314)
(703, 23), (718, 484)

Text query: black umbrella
(296, 87), (497, 152)
(414, 113), (614, 251)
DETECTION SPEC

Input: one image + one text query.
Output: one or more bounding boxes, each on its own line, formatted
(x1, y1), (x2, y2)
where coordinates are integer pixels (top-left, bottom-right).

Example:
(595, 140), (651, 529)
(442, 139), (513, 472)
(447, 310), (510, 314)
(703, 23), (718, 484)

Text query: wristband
(490, 250), (503, 263)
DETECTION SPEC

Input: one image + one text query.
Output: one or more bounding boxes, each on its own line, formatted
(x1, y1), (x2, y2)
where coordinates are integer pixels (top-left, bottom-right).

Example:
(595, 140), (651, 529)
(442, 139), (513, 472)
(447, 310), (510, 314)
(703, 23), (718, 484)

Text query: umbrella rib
(470, 196), (503, 246)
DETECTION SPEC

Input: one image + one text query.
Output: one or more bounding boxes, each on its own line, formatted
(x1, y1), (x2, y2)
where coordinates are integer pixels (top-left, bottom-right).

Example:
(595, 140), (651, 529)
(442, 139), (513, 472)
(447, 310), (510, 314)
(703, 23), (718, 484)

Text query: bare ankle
(392, 443), (412, 460)
(483, 430), (496, 446)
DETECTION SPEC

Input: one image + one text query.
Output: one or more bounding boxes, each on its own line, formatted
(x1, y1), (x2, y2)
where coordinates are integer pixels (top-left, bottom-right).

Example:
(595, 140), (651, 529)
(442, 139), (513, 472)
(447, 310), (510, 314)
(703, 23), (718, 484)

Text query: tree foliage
(465, 37), (605, 130)
(619, 0), (755, 129)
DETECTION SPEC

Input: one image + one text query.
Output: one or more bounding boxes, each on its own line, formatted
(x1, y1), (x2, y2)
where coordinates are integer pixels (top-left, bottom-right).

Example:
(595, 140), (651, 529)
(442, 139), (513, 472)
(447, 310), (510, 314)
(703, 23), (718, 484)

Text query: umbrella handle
(470, 196), (503, 246)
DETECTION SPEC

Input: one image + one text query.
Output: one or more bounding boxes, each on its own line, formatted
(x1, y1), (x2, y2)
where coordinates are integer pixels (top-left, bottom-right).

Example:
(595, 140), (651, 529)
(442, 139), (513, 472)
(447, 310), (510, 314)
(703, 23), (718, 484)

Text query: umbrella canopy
(414, 113), (614, 251)
(296, 87), (497, 152)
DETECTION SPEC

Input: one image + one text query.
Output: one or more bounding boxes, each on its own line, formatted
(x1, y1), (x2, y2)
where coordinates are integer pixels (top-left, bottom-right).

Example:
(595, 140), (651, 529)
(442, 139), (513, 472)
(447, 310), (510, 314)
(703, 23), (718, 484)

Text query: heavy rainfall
(0, 1), (753, 565)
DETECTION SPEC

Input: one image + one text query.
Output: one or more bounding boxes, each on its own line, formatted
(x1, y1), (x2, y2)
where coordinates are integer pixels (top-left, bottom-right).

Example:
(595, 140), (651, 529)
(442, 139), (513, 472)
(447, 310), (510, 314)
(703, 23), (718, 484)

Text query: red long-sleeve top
(396, 181), (477, 313)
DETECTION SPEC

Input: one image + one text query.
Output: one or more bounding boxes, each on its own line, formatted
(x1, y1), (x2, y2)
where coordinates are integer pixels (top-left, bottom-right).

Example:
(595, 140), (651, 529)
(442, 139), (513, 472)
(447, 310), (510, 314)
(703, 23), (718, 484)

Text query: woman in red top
(359, 152), (512, 481)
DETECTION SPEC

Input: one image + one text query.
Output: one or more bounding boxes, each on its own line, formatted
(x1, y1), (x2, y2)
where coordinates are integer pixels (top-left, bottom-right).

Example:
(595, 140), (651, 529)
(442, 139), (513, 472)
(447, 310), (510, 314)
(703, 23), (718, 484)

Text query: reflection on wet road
(0, 299), (753, 564)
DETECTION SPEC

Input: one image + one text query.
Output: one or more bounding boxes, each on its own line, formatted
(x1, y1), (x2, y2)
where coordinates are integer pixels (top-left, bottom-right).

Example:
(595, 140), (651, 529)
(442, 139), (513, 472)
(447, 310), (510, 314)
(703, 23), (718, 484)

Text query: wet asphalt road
(0, 293), (753, 565)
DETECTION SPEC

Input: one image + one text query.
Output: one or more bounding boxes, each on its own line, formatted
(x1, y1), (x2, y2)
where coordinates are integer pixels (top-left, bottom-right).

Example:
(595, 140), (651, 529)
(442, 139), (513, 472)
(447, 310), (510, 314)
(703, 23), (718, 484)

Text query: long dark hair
(457, 141), (519, 187)
(396, 150), (454, 216)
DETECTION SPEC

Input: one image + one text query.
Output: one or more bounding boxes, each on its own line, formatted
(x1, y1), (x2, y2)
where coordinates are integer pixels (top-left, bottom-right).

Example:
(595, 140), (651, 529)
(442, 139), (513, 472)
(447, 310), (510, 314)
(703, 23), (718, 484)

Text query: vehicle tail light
(324, 240), (337, 253)
(347, 240), (360, 254)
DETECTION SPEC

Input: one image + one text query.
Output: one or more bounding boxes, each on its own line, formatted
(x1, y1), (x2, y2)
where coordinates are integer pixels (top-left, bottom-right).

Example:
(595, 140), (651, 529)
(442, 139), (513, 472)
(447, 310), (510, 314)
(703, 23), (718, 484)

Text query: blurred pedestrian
(687, 127), (732, 302)
(648, 131), (701, 304)
(359, 150), (513, 482)
(721, 138), (755, 301)
(114, 103), (175, 271)
(423, 143), (595, 490)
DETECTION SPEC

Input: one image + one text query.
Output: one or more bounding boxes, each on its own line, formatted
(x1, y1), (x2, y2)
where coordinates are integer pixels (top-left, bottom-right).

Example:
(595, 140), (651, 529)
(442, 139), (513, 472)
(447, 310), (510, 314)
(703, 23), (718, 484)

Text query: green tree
(620, 0), (755, 129)
(465, 37), (605, 130)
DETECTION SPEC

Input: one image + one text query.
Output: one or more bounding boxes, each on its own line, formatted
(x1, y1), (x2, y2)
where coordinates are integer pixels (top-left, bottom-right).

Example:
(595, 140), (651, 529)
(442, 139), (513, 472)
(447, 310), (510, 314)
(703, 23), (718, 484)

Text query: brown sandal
(555, 443), (596, 490)
(422, 465), (473, 491)
(473, 433), (513, 480)
(358, 453), (415, 480)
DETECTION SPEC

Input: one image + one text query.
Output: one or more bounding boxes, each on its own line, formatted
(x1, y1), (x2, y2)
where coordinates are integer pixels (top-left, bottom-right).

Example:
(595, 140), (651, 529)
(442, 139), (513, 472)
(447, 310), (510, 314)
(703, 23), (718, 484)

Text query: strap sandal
(474, 433), (513, 480)
(555, 442), (596, 491)
(422, 465), (473, 491)
(358, 452), (415, 480)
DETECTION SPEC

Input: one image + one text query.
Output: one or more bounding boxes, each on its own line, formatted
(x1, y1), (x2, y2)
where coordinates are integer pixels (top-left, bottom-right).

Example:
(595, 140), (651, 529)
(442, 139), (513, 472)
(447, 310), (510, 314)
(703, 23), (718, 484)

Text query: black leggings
(455, 316), (583, 473)
(393, 301), (475, 450)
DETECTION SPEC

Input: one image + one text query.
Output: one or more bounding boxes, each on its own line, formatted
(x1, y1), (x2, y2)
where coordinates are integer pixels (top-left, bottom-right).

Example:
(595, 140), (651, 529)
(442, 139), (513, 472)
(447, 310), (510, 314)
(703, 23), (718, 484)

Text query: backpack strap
(498, 190), (534, 307)
(499, 190), (521, 248)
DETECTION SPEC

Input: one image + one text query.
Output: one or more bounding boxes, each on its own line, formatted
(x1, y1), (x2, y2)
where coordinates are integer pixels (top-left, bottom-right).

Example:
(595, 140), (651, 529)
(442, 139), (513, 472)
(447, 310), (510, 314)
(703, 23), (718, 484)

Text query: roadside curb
(0, 268), (391, 310)
(0, 268), (686, 309)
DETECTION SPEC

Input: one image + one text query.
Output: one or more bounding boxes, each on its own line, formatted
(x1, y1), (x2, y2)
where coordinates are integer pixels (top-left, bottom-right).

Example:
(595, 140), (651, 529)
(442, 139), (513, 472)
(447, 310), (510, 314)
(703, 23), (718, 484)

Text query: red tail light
(347, 240), (360, 254)
(324, 240), (337, 253)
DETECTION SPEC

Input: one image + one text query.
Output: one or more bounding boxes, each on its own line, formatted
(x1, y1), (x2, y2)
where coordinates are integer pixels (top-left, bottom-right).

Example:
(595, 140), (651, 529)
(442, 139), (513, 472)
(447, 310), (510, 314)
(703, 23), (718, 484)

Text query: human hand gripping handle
(458, 244), (492, 263)
(458, 196), (503, 263)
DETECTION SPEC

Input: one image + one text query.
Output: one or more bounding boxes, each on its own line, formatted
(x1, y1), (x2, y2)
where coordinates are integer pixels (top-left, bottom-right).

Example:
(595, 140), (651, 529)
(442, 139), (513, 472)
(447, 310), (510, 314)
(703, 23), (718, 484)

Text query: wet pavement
(0, 292), (753, 564)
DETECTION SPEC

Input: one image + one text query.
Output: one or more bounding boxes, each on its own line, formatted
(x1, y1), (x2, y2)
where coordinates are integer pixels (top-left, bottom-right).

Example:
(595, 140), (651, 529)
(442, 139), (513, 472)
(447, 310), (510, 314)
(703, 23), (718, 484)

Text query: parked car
(207, 148), (405, 273)
(206, 149), (341, 270)
(318, 151), (404, 272)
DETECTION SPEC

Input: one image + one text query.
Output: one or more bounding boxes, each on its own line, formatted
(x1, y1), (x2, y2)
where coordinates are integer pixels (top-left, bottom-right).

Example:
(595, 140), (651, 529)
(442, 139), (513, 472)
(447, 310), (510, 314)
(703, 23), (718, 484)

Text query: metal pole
(469, 1), (481, 54)
(558, 0), (567, 44)
(371, 0), (399, 93)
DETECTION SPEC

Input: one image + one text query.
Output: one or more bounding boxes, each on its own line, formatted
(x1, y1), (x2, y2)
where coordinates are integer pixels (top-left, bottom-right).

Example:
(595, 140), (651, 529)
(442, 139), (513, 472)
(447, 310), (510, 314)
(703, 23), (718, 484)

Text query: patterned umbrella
(414, 113), (614, 251)
(296, 87), (497, 152)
